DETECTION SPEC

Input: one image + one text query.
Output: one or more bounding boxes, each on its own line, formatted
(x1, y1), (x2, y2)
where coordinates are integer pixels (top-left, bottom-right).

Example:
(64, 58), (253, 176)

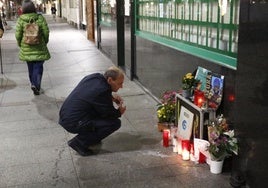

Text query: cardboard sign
(177, 106), (194, 140)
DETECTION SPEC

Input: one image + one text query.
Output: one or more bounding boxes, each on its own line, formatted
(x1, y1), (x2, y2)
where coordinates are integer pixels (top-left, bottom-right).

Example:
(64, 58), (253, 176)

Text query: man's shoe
(68, 139), (94, 156)
(31, 85), (40, 95)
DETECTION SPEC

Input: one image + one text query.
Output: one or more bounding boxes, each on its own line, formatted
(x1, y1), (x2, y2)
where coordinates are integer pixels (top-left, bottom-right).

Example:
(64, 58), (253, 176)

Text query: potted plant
(157, 91), (177, 131)
(207, 115), (238, 174)
(181, 73), (199, 98)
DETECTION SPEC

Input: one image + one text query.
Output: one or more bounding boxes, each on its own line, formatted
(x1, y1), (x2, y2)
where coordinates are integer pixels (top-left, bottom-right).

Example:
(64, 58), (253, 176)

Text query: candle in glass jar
(190, 143), (196, 161)
(172, 137), (178, 152)
(177, 138), (182, 155)
(190, 143), (194, 155)
(181, 140), (190, 160)
(194, 89), (205, 107)
(182, 150), (190, 160)
(162, 129), (170, 147)
(199, 152), (206, 163)
(197, 98), (204, 107)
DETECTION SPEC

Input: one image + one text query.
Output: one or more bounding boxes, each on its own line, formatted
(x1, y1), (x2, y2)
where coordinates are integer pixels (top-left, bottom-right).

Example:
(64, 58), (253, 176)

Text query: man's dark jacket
(59, 73), (121, 126)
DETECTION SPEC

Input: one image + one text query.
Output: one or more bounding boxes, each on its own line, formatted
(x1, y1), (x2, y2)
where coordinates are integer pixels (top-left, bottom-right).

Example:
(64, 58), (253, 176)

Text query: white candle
(172, 137), (178, 153)
(182, 150), (190, 160)
(181, 140), (190, 160)
(177, 139), (182, 155)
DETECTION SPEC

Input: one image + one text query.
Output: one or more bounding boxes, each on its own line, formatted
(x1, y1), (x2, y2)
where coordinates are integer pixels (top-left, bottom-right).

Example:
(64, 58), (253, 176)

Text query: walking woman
(15, 0), (50, 95)
(0, 16), (4, 74)
(0, 16), (4, 38)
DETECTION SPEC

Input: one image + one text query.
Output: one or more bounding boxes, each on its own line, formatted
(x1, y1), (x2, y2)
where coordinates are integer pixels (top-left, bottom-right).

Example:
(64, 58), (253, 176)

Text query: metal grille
(136, 0), (240, 69)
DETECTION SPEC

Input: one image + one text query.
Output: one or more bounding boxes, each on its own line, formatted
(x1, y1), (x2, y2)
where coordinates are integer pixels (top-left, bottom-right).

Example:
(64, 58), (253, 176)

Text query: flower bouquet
(182, 73), (199, 90)
(181, 73), (200, 98)
(156, 91), (177, 131)
(207, 115), (238, 161)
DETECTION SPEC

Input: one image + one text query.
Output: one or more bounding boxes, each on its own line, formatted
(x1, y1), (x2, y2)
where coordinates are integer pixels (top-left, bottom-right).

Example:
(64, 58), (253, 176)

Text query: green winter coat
(15, 13), (51, 62)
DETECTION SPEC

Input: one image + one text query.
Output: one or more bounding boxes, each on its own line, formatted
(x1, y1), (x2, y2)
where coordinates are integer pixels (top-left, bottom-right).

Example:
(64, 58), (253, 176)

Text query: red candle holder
(162, 129), (170, 147)
(194, 89), (205, 107)
(199, 152), (206, 164)
(181, 140), (190, 160)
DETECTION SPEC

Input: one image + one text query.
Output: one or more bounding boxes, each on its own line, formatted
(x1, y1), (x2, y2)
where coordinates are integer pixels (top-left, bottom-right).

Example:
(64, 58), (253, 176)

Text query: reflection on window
(250, 0), (267, 4)
(100, 0), (116, 26)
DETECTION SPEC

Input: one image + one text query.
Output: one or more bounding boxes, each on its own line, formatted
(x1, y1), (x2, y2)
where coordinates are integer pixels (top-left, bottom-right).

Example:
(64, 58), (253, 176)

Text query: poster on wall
(195, 66), (210, 91)
(177, 106), (194, 140)
(195, 66), (224, 110)
(205, 72), (224, 109)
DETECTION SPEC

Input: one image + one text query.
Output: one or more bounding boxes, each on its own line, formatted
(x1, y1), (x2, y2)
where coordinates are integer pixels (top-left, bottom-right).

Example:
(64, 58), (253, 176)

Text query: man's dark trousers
(62, 119), (121, 148)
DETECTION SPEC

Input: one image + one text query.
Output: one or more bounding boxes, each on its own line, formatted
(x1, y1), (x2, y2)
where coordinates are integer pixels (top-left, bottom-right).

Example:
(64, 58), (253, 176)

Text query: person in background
(15, 0), (50, 95)
(0, 16), (4, 38)
(59, 66), (126, 156)
(1, 11), (7, 26)
(51, 4), (56, 21)
(17, 6), (23, 17)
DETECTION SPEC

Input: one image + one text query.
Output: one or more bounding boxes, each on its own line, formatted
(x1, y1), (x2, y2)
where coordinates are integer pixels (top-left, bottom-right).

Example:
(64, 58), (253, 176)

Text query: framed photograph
(205, 72), (224, 109)
(177, 106), (194, 140)
(176, 94), (204, 139)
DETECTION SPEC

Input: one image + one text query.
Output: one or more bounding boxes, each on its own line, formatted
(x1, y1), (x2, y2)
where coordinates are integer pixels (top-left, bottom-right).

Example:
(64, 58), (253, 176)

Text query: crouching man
(59, 66), (126, 156)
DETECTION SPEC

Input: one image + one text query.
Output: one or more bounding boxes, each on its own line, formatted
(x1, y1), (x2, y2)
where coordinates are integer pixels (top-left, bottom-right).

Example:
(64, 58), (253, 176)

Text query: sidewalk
(0, 15), (231, 188)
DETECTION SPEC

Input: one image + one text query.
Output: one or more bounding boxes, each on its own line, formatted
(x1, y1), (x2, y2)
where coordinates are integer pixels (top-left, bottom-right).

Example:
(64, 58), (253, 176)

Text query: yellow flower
(182, 73), (199, 90)
(185, 73), (193, 79)
(157, 91), (177, 123)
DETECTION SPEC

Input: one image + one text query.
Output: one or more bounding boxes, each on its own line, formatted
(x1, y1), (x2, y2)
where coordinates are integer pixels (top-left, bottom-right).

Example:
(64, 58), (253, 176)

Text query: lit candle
(190, 143), (196, 161)
(190, 143), (194, 155)
(172, 137), (178, 153)
(182, 150), (190, 160)
(162, 129), (170, 147)
(194, 89), (205, 107)
(197, 98), (203, 107)
(181, 140), (190, 160)
(176, 138), (182, 155)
